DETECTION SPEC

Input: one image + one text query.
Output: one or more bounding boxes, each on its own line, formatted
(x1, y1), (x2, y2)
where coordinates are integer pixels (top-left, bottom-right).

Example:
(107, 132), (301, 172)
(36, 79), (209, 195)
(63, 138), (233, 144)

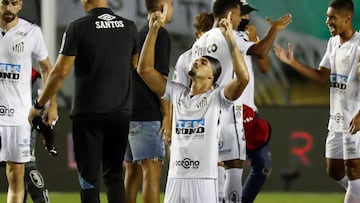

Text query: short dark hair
(193, 12), (214, 33)
(203, 55), (221, 86)
(212, 0), (241, 19)
(145, 0), (163, 13)
(329, 0), (354, 15)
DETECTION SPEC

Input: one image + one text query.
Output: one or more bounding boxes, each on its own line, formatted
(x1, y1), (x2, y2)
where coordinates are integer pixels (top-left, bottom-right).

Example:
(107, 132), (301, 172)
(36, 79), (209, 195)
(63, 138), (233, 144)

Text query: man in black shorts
(28, 0), (139, 202)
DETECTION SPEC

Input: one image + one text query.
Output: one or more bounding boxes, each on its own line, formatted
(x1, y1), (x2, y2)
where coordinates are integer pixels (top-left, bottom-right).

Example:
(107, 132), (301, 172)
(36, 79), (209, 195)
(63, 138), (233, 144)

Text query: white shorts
(218, 123), (246, 162)
(325, 131), (360, 160)
(0, 125), (31, 163)
(164, 178), (218, 203)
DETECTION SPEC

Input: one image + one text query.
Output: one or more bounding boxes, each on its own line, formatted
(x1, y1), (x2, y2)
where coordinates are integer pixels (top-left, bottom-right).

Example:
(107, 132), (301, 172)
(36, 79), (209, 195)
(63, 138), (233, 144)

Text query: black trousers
(72, 112), (129, 203)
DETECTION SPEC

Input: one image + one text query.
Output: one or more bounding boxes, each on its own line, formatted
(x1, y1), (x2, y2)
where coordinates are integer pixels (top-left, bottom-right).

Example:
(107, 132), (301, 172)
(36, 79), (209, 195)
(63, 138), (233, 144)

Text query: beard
(2, 12), (16, 23)
(188, 70), (195, 77)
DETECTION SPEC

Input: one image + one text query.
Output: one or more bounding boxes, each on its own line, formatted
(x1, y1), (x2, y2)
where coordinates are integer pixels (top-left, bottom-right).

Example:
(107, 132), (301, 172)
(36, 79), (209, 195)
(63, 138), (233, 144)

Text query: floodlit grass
(0, 192), (344, 203)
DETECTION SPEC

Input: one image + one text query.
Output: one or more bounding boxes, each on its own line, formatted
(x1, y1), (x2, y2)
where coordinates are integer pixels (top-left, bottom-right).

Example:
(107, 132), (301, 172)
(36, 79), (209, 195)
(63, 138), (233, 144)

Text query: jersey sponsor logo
(175, 157), (200, 169)
(95, 14), (124, 29)
(193, 43), (218, 57)
(12, 41), (24, 53)
(329, 113), (344, 123)
(175, 119), (205, 139)
(0, 105), (15, 117)
(330, 73), (348, 90)
(0, 63), (21, 82)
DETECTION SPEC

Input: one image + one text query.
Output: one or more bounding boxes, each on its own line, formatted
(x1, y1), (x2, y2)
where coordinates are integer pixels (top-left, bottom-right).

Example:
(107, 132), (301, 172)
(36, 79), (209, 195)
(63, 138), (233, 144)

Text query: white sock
(218, 166), (226, 203)
(345, 179), (360, 203)
(336, 176), (349, 190)
(224, 168), (243, 203)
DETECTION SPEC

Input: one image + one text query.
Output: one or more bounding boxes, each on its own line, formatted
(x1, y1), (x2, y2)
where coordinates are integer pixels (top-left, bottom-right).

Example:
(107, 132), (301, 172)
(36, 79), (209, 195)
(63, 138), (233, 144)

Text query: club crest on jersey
(12, 41), (24, 53)
(95, 14), (124, 29)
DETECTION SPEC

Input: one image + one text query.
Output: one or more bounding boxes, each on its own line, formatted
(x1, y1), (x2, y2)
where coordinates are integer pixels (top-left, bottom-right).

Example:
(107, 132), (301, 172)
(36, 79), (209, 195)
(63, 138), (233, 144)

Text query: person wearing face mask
(236, 1), (273, 203)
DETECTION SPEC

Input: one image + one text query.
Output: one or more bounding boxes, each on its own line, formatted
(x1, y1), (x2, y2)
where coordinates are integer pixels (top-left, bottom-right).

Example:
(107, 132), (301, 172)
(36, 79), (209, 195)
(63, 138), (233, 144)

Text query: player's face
(325, 7), (352, 36)
(188, 57), (213, 81)
(0, 0), (22, 23)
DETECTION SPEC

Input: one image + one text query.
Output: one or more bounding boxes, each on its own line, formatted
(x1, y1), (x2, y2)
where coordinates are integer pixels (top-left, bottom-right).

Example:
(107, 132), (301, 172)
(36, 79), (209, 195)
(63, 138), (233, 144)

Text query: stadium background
(2, 0), (359, 193)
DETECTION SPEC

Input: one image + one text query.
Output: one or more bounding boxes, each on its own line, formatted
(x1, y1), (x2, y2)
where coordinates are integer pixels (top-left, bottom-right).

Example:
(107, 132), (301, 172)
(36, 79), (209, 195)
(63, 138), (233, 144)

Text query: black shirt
(60, 8), (139, 116)
(131, 24), (171, 121)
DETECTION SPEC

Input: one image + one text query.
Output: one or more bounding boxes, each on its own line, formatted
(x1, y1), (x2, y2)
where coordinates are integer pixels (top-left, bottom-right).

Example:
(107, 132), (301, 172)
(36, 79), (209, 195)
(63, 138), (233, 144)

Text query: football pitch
(1, 192), (344, 203)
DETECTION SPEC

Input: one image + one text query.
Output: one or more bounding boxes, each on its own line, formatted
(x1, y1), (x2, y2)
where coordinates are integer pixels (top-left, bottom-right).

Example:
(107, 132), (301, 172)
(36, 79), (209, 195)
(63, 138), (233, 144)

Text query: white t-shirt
(191, 28), (254, 132)
(319, 31), (360, 132)
(173, 48), (192, 87)
(237, 31), (257, 112)
(162, 81), (233, 179)
(0, 19), (48, 126)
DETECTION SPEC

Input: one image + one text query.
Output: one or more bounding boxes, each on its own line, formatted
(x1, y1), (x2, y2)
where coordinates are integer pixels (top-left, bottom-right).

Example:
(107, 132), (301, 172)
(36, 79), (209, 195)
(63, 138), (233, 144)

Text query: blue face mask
(238, 19), (250, 31)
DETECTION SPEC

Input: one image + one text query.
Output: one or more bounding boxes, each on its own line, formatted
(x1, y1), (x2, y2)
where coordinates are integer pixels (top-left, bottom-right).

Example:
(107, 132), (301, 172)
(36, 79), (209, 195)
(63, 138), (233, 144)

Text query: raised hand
(245, 24), (258, 42)
(274, 42), (294, 65)
(266, 13), (292, 31)
(219, 11), (234, 41)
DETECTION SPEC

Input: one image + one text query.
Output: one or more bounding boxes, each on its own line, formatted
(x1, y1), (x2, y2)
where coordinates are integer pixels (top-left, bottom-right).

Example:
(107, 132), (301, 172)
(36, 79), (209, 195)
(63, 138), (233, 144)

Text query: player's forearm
(137, 28), (158, 75)
(248, 27), (278, 58)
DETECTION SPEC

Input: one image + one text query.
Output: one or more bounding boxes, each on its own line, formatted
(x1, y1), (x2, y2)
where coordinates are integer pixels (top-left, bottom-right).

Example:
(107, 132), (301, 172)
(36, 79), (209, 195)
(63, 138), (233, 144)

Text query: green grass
(1, 192), (344, 203)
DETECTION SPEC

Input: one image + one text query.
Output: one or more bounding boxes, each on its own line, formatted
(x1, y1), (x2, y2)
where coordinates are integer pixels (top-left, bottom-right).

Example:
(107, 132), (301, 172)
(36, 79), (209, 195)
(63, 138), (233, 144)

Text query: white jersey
(191, 28), (254, 140)
(320, 31), (360, 132)
(237, 31), (257, 111)
(173, 48), (192, 87)
(162, 81), (233, 179)
(0, 19), (48, 126)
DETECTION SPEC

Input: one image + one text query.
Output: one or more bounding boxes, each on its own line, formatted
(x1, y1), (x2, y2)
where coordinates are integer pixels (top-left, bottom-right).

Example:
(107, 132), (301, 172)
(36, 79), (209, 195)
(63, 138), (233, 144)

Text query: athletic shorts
(0, 125), (31, 163)
(164, 178), (218, 203)
(326, 131), (360, 160)
(124, 121), (165, 162)
(218, 123), (246, 162)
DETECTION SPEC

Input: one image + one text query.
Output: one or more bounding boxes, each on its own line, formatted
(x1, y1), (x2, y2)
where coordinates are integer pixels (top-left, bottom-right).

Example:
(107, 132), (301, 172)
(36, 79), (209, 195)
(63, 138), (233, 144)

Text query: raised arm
(274, 43), (330, 83)
(137, 5), (169, 97)
(222, 12), (249, 100)
(247, 13), (292, 58)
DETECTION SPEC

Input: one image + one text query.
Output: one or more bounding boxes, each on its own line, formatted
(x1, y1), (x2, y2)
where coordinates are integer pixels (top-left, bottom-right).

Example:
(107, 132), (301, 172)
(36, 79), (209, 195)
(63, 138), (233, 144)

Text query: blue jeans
(124, 121), (165, 162)
(242, 144), (272, 203)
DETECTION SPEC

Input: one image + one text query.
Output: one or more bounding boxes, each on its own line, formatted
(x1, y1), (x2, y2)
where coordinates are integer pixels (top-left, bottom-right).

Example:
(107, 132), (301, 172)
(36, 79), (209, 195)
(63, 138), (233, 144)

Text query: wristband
(33, 99), (45, 110)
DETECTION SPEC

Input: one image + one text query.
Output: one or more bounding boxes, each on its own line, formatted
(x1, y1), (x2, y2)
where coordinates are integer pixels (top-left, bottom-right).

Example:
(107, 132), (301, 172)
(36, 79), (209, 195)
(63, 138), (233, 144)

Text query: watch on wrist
(33, 99), (45, 110)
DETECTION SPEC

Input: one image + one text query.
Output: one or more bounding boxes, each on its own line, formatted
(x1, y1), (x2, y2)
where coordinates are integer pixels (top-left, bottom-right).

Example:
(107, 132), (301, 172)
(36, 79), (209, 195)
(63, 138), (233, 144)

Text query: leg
(102, 112), (129, 203)
(124, 161), (142, 203)
(222, 159), (243, 203)
(344, 159), (360, 203)
(141, 159), (162, 203)
(127, 121), (164, 203)
(24, 164), (49, 203)
(242, 145), (272, 203)
(7, 161), (25, 203)
(73, 115), (103, 203)
(326, 131), (347, 189)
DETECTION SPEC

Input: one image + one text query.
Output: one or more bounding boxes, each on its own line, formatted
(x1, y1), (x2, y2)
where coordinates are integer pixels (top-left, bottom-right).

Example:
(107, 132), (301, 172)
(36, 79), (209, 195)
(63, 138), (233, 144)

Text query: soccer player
(0, 0), (57, 202)
(137, 5), (249, 202)
(274, 0), (360, 201)
(192, 0), (291, 201)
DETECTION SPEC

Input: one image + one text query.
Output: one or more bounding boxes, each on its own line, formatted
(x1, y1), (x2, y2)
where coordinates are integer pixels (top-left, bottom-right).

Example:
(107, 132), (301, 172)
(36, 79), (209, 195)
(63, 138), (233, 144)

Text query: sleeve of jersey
(59, 23), (78, 56)
(234, 31), (254, 55)
(173, 52), (191, 87)
(32, 26), (49, 61)
(162, 81), (187, 103)
(128, 20), (140, 56)
(218, 86), (235, 109)
(319, 39), (332, 70)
